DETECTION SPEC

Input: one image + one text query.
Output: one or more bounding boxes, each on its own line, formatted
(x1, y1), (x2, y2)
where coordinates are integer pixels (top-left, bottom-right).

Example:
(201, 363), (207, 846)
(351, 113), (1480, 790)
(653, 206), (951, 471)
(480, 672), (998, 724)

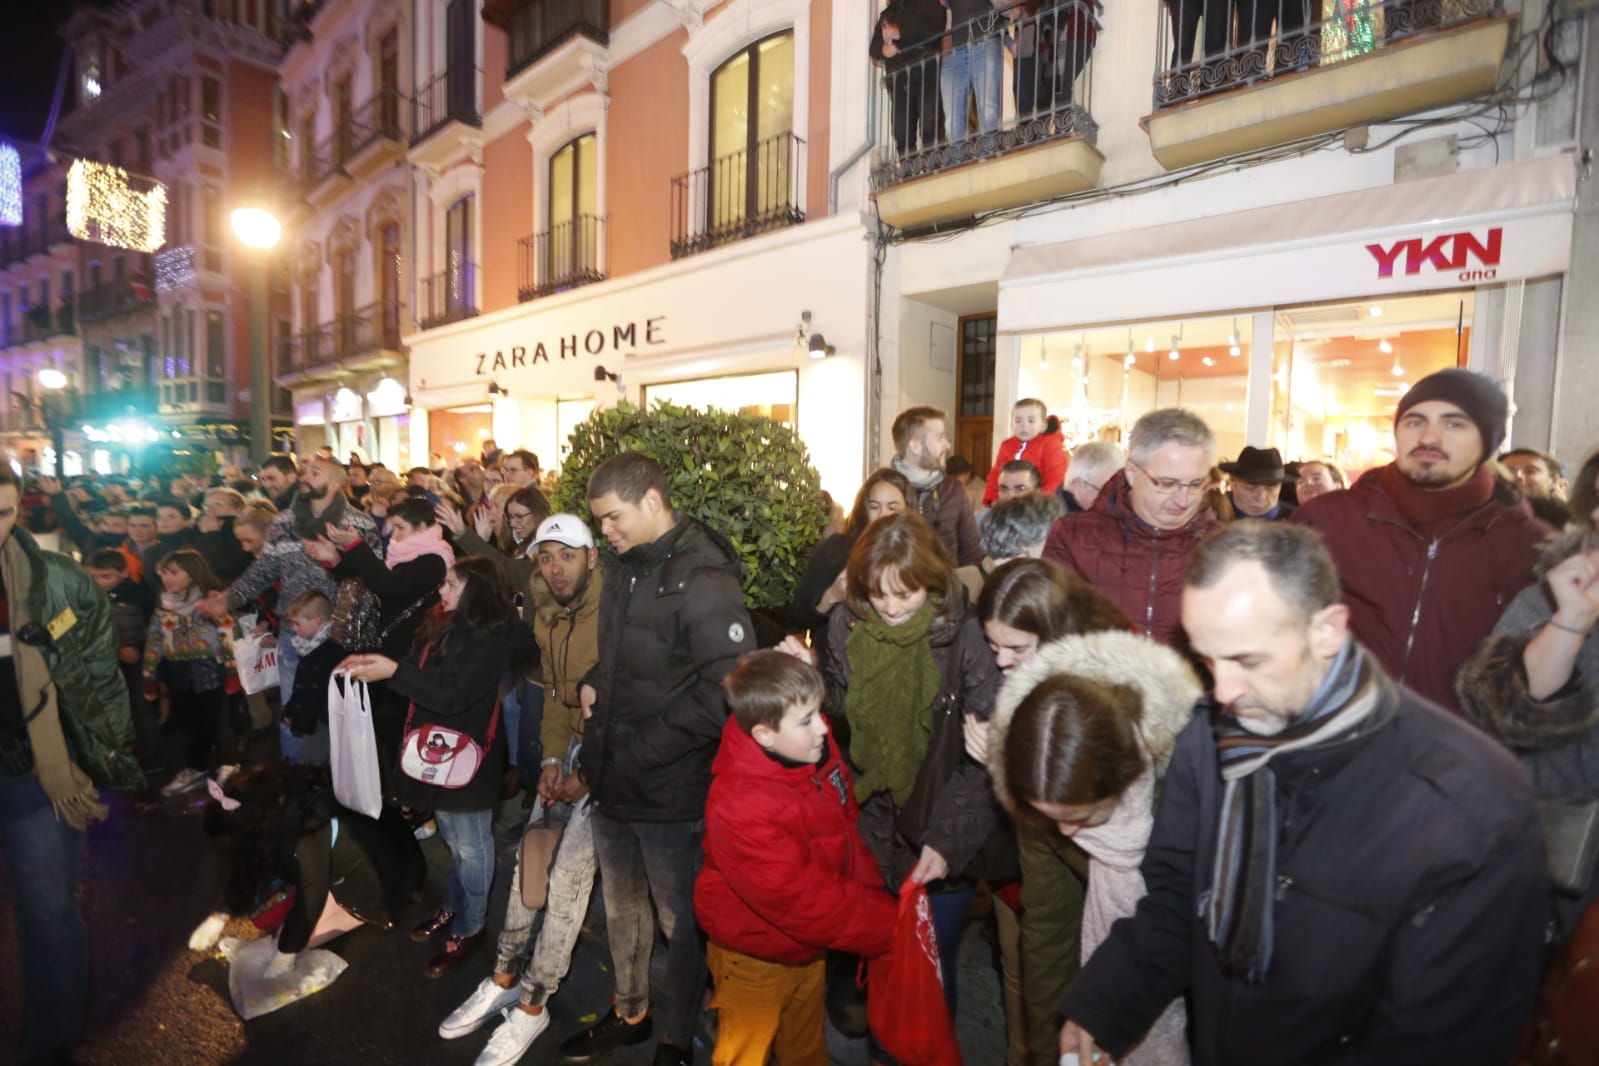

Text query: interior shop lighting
(1378, 338), (1393, 354)
(1168, 335), (1181, 361)
(1228, 319), (1242, 357)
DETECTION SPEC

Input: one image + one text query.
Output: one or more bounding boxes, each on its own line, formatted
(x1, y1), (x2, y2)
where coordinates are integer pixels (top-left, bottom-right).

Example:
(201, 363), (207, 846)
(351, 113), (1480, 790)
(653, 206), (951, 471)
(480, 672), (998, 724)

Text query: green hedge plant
(552, 400), (830, 611)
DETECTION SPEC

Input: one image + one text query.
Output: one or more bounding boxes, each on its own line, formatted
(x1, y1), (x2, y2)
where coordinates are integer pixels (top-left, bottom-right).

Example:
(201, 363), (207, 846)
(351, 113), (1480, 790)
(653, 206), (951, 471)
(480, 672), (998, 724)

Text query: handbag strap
(401, 643), (504, 752)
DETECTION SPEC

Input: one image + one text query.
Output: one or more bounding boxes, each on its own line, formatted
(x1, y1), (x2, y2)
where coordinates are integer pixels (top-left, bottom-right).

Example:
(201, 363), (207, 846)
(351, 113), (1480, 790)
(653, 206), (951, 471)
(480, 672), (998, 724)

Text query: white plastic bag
(219, 935), (348, 1020)
(232, 632), (280, 695)
(328, 671), (384, 819)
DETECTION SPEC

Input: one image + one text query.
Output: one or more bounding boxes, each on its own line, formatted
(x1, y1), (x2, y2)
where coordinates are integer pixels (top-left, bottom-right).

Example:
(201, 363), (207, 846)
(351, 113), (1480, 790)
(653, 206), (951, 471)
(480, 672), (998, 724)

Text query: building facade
(277, 0), (414, 469)
(396, 0), (876, 498)
(870, 0), (1595, 480)
(54, 0), (292, 473)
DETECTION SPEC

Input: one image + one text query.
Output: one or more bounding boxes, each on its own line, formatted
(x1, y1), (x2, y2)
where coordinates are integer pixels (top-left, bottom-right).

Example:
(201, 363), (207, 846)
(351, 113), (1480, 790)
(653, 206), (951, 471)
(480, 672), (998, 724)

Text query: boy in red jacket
(984, 397), (1068, 505)
(697, 651), (896, 1066)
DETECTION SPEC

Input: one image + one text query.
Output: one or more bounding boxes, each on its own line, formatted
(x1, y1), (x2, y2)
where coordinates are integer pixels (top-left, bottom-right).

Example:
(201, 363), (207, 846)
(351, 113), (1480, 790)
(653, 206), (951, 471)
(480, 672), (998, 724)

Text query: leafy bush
(552, 400), (829, 611)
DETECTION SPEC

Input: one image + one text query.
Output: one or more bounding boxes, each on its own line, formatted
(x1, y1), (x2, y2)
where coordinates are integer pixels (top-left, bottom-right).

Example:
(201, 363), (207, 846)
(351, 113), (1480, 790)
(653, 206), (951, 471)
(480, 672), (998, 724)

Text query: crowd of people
(4, 365), (1599, 1066)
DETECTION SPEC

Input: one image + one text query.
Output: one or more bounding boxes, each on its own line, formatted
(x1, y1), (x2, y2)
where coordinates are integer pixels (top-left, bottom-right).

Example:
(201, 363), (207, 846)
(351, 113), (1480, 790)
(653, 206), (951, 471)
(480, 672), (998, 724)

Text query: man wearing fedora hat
(1222, 446), (1297, 521)
(1293, 368), (1550, 713)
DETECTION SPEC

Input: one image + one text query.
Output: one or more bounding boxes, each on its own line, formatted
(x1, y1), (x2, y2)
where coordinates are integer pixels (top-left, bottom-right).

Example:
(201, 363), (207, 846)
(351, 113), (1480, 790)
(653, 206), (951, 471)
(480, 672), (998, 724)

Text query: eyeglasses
(506, 509), (537, 523)
(1129, 460), (1208, 497)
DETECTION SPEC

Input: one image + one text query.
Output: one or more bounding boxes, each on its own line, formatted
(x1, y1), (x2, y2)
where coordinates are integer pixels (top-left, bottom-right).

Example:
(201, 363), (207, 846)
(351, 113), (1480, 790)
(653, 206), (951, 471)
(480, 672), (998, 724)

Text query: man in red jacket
(1293, 368), (1551, 712)
(696, 650), (895, 1065)
(1042, 408), (1219, 645)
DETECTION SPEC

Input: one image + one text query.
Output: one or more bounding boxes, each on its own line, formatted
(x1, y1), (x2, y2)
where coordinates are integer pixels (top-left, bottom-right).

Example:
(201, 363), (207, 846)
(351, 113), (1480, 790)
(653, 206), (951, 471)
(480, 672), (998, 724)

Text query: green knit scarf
(843, 597), (942, 805)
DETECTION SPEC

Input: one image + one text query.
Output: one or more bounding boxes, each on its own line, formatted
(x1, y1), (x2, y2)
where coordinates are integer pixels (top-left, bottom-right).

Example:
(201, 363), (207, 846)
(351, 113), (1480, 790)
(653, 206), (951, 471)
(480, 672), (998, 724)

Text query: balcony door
(548, 133), (597, 287)
(378, 29), (399, 131)
(446, 0), (475, 121)
(708, 33), (794, 238)
(444, 194), (474, 316)
(335, 247), (356, 354)
(335, 75), (353, 162)
(379, 221), (401, 345)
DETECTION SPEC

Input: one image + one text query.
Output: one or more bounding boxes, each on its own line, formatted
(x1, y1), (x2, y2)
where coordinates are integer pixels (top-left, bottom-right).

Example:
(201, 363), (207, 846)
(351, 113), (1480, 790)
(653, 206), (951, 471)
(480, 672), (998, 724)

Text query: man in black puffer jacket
(558, 452), (755, 1066)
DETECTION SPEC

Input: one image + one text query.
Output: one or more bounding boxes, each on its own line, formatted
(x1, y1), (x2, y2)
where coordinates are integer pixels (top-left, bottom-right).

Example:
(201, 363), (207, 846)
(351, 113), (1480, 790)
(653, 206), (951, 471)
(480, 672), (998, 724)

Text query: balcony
(1, 216), (72, 268)
(410, 69), (482, 171)
(497, 0), (611, 115)
(418, 265), (478, 330)
(517, 215), (605, 301)
(870, 1), (1104, 230)
(670, 133), (806, 260)
(343, 89), (406, 181)
(303, 131), (352, 209)
(8, 304), (77, 347)
(277, 301), (405, 382)
(77, 278), (156, 323)
(1144, 0), (1512, 170)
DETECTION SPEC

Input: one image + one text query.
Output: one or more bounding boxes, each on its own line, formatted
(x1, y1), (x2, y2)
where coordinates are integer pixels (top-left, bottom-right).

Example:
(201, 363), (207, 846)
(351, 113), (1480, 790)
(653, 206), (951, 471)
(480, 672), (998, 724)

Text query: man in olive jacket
(4, 470), (141, 1064)
(558, 453), (755, 1066)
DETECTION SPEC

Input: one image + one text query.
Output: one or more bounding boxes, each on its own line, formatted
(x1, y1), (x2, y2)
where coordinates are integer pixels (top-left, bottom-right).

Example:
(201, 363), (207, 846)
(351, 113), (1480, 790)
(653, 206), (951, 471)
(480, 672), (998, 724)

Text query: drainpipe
(827, 71), (876, 216)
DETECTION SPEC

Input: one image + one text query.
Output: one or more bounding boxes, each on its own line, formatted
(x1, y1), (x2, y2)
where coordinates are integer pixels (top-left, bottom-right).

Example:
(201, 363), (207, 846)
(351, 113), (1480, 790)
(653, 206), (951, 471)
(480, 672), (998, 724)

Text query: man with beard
(1294, 369), (1550, 712)
(436, 513), (605, 1063)
(202, 457), (379, 759)
(1059, 521), (1546, 1066)
(890, 406), (980, 566)
(256, 454), (300, 512)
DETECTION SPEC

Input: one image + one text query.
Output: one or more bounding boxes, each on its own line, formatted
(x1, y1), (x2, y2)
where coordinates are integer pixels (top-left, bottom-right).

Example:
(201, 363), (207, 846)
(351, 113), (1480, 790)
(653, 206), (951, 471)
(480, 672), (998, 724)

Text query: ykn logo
(1365, 227), (1502, 282)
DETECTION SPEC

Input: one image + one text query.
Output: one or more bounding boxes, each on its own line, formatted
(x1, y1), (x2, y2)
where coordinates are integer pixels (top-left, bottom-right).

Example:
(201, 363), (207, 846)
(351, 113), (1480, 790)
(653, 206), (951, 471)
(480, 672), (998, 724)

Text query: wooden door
(956, 313), (997, 477)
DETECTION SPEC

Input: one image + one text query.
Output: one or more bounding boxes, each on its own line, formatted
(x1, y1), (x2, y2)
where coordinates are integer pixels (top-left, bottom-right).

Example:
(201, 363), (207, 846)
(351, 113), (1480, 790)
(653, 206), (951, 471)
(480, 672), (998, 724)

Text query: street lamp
(38, 367), (69, 475)
(231, 204), (281, 463)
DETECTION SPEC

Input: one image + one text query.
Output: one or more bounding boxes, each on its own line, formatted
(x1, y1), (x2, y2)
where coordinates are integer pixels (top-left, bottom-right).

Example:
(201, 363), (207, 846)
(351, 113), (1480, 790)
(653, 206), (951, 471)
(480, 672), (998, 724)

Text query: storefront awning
(999, 153), (1577, 334)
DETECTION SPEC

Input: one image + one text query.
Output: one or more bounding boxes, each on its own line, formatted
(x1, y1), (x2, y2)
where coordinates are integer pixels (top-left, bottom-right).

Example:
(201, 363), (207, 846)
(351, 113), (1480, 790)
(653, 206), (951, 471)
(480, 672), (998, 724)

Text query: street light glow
(230, 207), (281, 250)
(39, 368), (67, 389)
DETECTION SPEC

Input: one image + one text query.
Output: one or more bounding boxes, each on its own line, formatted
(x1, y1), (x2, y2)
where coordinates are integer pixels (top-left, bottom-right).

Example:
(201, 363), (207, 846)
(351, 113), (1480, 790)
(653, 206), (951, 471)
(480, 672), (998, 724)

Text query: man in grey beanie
(1293, 367), (1550, 712)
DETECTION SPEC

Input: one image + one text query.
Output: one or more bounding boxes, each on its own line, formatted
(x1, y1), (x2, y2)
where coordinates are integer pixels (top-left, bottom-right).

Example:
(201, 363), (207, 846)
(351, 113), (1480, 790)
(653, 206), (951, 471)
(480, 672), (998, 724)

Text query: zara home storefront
(404, 215), (874, 498)
(992, 153), (1578, 475)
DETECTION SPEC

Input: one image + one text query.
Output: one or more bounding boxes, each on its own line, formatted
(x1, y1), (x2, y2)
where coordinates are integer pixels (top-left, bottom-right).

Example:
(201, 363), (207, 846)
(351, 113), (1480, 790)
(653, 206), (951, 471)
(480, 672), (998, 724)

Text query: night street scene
(3, 0), (1599, 1064)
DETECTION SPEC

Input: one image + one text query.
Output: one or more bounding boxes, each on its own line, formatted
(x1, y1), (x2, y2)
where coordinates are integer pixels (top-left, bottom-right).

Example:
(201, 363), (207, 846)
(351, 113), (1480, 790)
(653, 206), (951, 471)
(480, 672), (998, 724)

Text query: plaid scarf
(1204, 639), (1391, 982)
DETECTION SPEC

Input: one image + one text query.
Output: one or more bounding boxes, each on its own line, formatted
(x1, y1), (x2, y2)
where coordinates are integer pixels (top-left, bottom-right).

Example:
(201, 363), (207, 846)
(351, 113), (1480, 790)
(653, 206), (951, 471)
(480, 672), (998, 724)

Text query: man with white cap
(436, 513), (605, 1065)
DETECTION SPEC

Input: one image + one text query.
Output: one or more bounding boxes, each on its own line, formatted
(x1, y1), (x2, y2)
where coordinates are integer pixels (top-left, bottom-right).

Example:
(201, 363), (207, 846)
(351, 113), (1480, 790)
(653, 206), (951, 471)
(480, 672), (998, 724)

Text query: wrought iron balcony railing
(349, 88), (405, 152)
(411, 69), (481, 146)
(418, 265), (478, 330)
(77, 278), (156, 322)
(505, 0), (610, 78)
(517, 214), (605, 301)
(669, 132), (805, 260)
(1153, 0), (1497, 108)
(869, 0), (1099, 189)
(278, 301), (404, 373)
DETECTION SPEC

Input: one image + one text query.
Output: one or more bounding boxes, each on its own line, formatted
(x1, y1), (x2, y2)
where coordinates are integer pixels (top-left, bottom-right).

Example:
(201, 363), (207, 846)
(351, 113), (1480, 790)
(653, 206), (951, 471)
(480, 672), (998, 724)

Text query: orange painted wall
(606, 29), (690, 276)
(611, 0), (658, 24)
(807, 0), (832, 219)
(483, 23), (508, 111)
(482, 120), (533, 314)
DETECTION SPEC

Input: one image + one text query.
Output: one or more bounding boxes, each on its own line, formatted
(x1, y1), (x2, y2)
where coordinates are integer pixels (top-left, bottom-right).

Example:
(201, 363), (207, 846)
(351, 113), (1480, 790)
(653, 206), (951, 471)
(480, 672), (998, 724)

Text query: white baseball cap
(534, 513), (595, 550)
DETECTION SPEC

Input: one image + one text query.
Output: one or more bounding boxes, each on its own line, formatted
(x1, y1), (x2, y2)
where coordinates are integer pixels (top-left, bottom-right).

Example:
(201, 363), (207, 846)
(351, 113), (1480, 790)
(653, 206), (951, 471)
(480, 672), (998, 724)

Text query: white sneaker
(439, 977), (522, 1040)
(161, 768), (208, 798)
(473, 1006), (549, 1066)
(414, 818), (438, 841)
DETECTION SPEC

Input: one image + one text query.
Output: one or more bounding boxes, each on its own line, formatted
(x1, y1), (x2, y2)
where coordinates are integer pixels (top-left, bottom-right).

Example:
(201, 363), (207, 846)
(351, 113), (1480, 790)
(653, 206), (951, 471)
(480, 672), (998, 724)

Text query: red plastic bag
(866, 879), (963, 1066)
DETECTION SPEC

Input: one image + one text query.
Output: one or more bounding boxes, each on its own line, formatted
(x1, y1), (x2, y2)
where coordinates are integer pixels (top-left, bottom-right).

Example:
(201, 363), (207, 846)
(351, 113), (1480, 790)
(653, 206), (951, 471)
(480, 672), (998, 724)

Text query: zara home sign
(474, 315), (667, 376)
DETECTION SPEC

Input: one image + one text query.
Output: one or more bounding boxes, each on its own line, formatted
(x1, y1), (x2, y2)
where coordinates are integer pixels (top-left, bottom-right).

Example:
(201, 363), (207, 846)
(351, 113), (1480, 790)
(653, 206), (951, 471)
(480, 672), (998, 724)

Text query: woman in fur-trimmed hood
(988, 628), (1202, 1066)
(1459, 525), (1599, 931)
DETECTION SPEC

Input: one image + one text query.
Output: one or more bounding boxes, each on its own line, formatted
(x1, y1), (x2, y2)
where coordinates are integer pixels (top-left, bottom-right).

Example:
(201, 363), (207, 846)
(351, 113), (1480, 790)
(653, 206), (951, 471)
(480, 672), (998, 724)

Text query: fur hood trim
(987, 630), (1203, 813)
(1534, 529), (1599, 583)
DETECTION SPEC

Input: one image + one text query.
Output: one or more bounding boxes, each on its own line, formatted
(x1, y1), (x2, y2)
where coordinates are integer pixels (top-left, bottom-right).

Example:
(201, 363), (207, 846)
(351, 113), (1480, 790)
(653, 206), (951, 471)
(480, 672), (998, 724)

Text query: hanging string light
(66, 158), (167, 252)
(0, 143), (21, 226)
(155, 245), (196, 293)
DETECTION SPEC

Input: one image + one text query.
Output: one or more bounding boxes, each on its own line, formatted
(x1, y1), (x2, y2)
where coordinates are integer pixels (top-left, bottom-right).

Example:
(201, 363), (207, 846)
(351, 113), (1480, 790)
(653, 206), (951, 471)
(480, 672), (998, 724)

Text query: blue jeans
(434, 807), (497, 938)
(590, 809), (706, 1047)
(929, 884), (976, 1016)
(0, 765), (88, 1064)
(501, 680), (545, 793)
(275, 636), (303, 762)
(940, 35), (1003, 143)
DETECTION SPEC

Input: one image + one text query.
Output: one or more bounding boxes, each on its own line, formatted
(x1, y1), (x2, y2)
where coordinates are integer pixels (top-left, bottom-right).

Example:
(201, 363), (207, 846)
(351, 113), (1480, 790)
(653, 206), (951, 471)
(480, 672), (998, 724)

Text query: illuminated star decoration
(0, 143), (21, 226)
(66, 158), (167, 252)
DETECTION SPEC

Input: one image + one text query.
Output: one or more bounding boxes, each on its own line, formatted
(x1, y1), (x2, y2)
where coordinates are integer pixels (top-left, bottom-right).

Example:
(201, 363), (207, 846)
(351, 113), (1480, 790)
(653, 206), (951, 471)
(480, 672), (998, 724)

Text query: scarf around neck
(1, 536), (108, 830)
(1204, 639), (1393, 983)
(1378, 461), (1496, 539)
(292, 490), (348, 540)
(160, 586), (204, 615)
(891, 455), (944, 495)
(290, 621), (333, 657)
(384, 522), (455, 571)
(842, 597), (943, 805)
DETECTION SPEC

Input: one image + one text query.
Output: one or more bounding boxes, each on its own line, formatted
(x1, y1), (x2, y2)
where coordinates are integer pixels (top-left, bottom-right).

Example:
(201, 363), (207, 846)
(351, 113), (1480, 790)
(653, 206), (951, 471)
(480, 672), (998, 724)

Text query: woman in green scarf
(818, 511), (1004, 1012)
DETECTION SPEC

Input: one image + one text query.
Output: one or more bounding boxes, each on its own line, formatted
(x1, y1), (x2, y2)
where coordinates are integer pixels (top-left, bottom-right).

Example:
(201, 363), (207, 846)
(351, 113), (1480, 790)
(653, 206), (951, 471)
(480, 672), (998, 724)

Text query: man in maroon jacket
(890, 406), (981, 566)
(1043, 408), (1219, 645)
(1293, 368), (1550, 712)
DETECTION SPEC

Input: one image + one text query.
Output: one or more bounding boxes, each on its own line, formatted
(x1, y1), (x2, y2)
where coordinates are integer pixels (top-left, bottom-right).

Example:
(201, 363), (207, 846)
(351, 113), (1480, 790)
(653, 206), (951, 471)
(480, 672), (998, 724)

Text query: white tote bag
(232, 633), (280, 695)
(327, 671), (383, 819)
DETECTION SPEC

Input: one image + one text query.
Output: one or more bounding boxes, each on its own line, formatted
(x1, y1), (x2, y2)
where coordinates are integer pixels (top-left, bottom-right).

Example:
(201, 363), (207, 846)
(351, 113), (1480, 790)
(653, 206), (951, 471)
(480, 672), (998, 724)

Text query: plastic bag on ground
(218, 935), (348, 1020)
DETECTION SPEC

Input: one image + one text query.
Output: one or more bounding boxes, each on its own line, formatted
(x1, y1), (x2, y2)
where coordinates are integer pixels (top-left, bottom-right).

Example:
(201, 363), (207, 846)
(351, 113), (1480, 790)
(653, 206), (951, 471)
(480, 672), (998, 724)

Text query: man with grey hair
(1043, 409), (1219, 644)
(1060, 440), (1126, 514)
(983, 491), (1061, 562)
(1060, 520), (1546, 1066)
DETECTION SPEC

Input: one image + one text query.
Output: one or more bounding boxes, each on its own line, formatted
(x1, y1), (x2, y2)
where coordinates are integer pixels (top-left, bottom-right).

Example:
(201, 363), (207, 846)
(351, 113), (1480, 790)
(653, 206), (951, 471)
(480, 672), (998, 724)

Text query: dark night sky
(1, 4), (73, 146)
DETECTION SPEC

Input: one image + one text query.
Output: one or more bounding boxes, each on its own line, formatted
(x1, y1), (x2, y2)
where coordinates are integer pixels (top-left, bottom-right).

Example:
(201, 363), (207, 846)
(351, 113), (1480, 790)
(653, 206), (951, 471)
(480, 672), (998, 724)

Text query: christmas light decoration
(66, 159), (167, 252)
(156, 245), (196, 293)
(0, 143), (20, 226)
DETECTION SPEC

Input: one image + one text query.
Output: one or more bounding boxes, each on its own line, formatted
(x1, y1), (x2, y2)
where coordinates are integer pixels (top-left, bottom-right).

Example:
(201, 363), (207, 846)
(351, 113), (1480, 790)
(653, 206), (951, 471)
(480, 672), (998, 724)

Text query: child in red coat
(696, 651), (896, 1066)
(984, 397), (1069, 505)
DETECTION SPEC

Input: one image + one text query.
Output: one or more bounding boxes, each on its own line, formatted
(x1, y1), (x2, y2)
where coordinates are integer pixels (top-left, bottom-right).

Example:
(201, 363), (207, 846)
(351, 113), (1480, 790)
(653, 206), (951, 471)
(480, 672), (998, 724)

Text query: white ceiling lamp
(1378, 338), (1393, 354)
(1370, 305), (1384, 317)
(1145, 335), (1156, 353)
(1201, 356), (1215, 367)
(1168, 333), (1181, 361)
(1228, 319), (1242, 357)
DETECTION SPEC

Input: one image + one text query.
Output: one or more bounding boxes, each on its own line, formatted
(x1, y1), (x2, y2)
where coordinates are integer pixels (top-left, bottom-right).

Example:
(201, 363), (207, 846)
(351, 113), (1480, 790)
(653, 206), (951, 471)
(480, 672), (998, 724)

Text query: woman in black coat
(342, 556), (534, 977)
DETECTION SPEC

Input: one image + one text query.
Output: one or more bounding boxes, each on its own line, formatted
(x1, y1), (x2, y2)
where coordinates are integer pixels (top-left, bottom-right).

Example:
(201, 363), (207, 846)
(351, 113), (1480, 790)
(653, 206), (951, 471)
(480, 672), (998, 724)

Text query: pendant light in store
(1378, 338), (1392, 354)
(1062, 337), (1116, 443)
(1124, 330), (1136, 369)
(1146, 335), (1156, 353)
(1202, 356), (1215, 367)
(1229, 319), (1242, 357)
(1039, 340), (1050, 372)
(1168, 333), (1181, 361)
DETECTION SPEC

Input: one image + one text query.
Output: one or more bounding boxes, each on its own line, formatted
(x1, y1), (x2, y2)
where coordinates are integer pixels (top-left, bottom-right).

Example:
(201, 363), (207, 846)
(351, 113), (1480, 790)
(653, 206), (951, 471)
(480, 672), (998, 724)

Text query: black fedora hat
(1220, 446), (1296, 485)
